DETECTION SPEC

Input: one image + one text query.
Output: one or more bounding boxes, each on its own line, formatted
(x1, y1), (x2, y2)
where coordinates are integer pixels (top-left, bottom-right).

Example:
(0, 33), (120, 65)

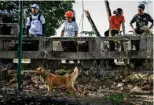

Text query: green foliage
(105, 93), (124, 105)
(80, 31), (95, 36)
(0, 1), (75, 36)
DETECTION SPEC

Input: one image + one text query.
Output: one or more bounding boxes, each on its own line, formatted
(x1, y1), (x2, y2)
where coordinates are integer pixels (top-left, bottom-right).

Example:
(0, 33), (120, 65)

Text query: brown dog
(36, 67), (79, 95)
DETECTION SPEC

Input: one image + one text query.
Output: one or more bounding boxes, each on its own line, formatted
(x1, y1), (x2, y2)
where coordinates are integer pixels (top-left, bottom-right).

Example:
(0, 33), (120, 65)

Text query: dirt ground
(0, 67), (153, 105)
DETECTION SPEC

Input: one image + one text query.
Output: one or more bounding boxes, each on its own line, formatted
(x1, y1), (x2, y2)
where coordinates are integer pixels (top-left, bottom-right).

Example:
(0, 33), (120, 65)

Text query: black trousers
(109, 30), (119, 51)
(109, 30), (119, 66)
(131, 29), (144, 51)
(130, 29), (144, 68)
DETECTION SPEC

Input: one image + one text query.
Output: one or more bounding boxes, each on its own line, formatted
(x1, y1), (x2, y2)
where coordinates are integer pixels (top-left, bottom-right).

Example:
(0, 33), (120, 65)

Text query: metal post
(17, 0), (23, 90)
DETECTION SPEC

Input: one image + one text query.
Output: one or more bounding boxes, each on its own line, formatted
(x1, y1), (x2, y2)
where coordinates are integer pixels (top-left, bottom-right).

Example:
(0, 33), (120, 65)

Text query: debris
(0, 69), (152, 104)
(130, 86), (142, 93)
(117, 83), (124, 88)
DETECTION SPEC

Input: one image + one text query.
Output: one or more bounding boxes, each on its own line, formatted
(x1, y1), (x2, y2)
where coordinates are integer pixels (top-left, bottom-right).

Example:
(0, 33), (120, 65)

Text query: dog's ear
(37, 63), (44, 68)
(74, 67), (78, 72)
(37, 65), (44, 69)
(40, 67), (45, 72)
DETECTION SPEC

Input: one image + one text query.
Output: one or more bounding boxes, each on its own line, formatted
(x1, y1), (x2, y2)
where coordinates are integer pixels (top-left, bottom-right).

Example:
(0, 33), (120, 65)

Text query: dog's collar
(42, 73), (48, 79)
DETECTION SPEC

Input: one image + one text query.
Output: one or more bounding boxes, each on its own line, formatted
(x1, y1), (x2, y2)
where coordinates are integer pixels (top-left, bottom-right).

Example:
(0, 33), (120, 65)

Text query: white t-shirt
(62, 21), (78, 37)
(26, 14), (45, 35)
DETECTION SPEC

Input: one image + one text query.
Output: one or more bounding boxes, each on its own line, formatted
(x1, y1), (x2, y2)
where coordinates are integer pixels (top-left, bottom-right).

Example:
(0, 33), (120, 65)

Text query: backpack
(29, 14), (42, 27)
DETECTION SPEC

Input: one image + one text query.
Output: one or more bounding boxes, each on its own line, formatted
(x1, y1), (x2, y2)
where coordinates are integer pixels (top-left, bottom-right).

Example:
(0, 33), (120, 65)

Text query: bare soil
(0, 68), (153, 105)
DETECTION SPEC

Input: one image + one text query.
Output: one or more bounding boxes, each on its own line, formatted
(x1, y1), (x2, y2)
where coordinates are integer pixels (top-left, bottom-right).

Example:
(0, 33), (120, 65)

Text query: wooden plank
(88, 38), (95, 53)
(0, 36), (41, 40)
(104, 1), (112, 18)
(140, 35), (147, 51)
(146, 36), (153, 58)
(47, 37), (95, 41)
(0, 51), (151, 59)
(42, 51), (150, 59)
(0, 36), (94, 41)
(47, 36), (142, 41)
(95, 37), (102, 57)
(38, 37), (46, 51)
(46, 40), (53, 52)
(84, 10), (101, 37)
(0, 35), (152, 41)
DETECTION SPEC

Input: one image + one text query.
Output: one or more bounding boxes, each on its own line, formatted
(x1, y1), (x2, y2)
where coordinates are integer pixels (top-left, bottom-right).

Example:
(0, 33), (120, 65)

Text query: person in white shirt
(26, 4), (45, 36)
(61, 11), (78, 37)
(61, 11), (78, 52)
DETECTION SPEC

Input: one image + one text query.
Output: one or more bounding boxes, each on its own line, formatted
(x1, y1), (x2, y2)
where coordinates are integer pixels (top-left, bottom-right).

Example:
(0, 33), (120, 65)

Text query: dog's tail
(70, 67), (79, 82)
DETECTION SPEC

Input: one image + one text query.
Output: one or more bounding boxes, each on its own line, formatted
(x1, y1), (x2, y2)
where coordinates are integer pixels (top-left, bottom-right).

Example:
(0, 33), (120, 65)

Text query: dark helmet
(138, 4), (145, 10)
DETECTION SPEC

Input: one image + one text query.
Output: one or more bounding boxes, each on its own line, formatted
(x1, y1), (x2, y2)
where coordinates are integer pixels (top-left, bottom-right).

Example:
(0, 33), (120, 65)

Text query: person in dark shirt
(129, 4), (153, 69)
(130, 4), (153, 35)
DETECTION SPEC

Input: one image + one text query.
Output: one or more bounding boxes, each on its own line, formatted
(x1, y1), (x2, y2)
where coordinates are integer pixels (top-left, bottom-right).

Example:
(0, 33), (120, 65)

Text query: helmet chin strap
(67, 20), (72, 23)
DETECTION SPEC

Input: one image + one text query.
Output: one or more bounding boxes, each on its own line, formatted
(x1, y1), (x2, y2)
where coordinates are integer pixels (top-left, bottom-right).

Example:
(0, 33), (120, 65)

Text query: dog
(128, 26), (153, 35)
(141, 26), (153, 35)
(36, 67), (79, 95)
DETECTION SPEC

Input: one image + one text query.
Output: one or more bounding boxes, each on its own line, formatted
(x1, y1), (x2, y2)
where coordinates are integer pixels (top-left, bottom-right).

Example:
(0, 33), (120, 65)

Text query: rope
(79, 2), (98, 66)
(38, 1), (48, 69)
(73, 0), (99, 69)
(72, 0), (85, 100)
(75, 0), (85, 67)
(38, 1), (85, 68)
(81, 0), (84, 33)
(66, 0), (85, 67)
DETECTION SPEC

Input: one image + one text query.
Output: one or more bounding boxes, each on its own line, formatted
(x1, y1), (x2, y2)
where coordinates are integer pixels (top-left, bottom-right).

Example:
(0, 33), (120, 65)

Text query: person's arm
(26, 17), (30, 35)
(27, 26), (30, 35)
(61, 31), (64, 37)
(122, 22), (125, 34)
(74, 22), (78, 37)
(61, 22), (65, 37)
(130, 23), (135, 31)
(75, 31), (78, 37)
(147, 14), (153, 29)
(109, 16), (113, 37)
(42, 24), (45, 35)
(109, 23), (112, 37)
(130, 15), (136, 32)
(40, 15), (45, 35)
(149, 23), (153, 29)
(122, 16), (125, 34)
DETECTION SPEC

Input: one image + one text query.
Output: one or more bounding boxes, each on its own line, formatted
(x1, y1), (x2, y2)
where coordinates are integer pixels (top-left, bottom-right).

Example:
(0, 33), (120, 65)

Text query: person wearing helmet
(109, 8), (125, 67)
(61, 11), (78, 37)
(130, 4), (153, 50)
(61, 11), (78, 51)
(26, 4), (45, 36)
(61, 11), (78, 64)
(130, 4), (153, 69)
(130, 4), (153, 35)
